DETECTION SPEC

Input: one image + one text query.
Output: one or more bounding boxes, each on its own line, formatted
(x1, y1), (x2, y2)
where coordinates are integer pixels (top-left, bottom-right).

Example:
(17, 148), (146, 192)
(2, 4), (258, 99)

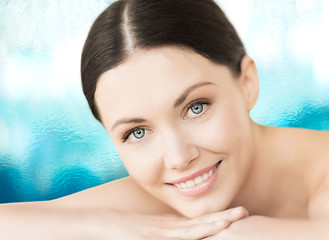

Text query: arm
(0, 201), (249, 240)
(0, 201), (122, 240)
(0, 176), (249, 239)
(214, 216), (329, 240)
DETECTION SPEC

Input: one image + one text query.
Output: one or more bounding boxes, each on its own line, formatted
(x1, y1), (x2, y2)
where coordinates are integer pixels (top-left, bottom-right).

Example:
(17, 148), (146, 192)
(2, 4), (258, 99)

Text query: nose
(161, 127), (199, 170)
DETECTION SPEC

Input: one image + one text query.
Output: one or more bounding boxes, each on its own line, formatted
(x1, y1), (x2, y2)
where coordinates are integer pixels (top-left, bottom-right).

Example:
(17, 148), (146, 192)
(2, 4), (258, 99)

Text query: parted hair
(81, 0), (246, 121)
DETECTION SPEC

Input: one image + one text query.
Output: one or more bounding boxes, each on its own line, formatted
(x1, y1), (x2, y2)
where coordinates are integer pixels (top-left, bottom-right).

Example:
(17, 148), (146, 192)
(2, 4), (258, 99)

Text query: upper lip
(167, 161), (220, 185)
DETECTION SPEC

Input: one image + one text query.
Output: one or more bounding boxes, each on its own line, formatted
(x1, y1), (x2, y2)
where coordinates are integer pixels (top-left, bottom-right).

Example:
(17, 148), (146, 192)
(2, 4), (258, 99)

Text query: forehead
(95, 47), (229, 125)
(96, 46), (218, 90)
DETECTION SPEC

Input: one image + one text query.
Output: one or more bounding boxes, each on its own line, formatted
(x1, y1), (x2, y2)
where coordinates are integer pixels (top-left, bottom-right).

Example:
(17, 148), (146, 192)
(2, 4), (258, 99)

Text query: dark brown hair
(81, 0), (246, 121)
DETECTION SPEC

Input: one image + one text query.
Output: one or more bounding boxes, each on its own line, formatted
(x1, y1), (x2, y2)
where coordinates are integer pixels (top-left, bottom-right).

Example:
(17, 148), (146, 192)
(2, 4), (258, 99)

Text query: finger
(161, 219), (231, 240)
(187, 207), (249, 225)
(150, 207), (248, 230)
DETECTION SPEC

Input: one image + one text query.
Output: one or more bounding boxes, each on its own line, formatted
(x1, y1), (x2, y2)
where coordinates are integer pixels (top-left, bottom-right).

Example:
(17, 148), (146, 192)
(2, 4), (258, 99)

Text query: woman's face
(95, 47), (258, 218)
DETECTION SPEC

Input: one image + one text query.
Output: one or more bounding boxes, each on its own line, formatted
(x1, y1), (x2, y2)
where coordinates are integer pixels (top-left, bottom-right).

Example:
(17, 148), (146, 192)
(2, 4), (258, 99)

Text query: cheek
(196, 106), (250, 152)
(117, 140), (164, 186)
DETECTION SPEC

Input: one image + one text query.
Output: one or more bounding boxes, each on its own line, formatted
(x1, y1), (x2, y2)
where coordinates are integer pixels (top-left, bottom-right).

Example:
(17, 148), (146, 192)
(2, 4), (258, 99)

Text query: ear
(238, 55), (259, 112)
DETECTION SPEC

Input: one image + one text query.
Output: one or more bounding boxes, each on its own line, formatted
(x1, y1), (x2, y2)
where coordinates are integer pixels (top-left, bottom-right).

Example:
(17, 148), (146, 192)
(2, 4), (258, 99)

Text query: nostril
(161, 130), (199, 170)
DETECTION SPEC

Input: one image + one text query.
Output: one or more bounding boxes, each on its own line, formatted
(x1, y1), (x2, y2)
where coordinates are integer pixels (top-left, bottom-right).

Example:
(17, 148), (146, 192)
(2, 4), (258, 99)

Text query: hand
(104, 207), (249, 240)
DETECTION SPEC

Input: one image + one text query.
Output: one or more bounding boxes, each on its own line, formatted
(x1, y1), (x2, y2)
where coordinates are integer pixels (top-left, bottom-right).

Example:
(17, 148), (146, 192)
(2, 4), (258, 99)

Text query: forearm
(221, 215), (329, 240)
(0, 202), (114, 240)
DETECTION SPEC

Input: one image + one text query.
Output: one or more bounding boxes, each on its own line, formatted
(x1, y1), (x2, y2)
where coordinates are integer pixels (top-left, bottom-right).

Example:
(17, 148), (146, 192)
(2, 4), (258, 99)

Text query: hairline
(94, 44), (242, 124)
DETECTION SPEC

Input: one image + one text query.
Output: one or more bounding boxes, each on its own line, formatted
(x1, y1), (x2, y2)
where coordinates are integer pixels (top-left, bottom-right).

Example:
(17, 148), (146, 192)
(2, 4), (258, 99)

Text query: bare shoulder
(274, 127), (329, 218)
(298, 128), (329, 164)
(293, 128), (329, 218)
(279, 127), (329, 159)
(50, 176), (176, 215)
(282, 127), (329, 146)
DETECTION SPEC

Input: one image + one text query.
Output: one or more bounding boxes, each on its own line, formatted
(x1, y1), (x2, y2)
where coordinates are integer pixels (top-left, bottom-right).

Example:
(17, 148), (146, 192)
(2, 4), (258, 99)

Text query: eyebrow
(111, 81), (214, 131)
(111, 118), (145, 131)
(173, 81), (214, 108)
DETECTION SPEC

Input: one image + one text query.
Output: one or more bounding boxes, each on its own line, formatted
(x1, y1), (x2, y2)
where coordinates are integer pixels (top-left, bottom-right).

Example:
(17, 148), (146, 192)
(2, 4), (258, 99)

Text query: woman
(2, 0), (329, 239)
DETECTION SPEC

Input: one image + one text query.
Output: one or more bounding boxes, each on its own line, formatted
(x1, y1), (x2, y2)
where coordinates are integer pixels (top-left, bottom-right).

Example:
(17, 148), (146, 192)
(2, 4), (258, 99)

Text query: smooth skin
(1, 46), (329, 239)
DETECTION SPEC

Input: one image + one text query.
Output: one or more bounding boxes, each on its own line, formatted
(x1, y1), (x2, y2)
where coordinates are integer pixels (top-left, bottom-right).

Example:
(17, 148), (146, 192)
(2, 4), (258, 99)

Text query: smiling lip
(166, 161), (222, 197)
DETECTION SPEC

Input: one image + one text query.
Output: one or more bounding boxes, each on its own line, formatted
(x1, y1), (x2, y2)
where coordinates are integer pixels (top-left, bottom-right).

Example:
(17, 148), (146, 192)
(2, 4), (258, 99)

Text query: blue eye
(122, 126), (151, 143)
(132, 129), (145, 139)
(185, 100), (210, 119)
(122, 127), (148, 143)
(190, 103), (203, 114)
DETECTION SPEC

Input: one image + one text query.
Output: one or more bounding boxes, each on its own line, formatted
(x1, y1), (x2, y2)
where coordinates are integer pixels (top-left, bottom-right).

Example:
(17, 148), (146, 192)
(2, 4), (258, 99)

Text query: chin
(175, 200), (225, 218)
(182, 209), (209, 218)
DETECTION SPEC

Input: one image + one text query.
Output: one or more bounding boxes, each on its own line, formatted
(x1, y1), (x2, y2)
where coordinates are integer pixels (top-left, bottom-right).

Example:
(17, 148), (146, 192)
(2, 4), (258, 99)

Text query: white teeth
(208, 169), (213, 177)
(186, 180), (195, 188)
(194, 176), (203, 185)
(202, 173), (209, 181)
(173, 162), (220, 189)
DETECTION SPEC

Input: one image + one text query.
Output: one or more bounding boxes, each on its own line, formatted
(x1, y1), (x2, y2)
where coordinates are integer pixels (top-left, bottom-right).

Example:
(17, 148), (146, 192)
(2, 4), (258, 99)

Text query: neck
(229, 124), (309, 218)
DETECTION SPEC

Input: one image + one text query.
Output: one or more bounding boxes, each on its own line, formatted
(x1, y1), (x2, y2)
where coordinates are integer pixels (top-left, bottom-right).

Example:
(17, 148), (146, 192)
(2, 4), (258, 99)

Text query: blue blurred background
(0, 0), (328, 203)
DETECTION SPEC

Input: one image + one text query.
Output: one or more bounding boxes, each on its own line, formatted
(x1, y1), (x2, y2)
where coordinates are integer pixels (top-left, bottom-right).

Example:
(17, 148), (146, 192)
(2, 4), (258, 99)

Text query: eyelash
(184, 99), (211, 119)
(122, 126), (147, 142)
(121, 98), (211, 143)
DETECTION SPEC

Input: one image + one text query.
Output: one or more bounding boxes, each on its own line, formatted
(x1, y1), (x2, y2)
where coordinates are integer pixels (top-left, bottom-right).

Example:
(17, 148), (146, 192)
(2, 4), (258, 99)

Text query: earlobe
(239, 55), (259, 112)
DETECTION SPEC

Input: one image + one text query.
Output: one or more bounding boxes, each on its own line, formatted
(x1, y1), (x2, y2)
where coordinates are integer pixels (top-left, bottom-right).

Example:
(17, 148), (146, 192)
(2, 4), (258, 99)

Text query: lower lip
(167, 161), (222, 198)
